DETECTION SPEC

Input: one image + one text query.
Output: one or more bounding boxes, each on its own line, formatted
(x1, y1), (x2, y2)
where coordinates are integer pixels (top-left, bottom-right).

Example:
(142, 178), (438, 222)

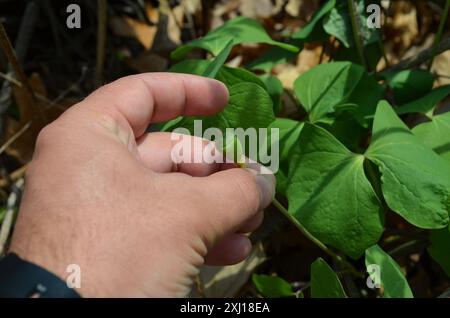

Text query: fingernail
(245, 167), (276, 211)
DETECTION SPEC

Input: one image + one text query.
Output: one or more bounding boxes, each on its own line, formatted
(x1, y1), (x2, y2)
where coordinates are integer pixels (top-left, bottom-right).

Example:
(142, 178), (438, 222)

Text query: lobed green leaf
(412, 111), (450, 162)
(171, 17), (298, 60)
(286, 123), (384, 258)
(365, 101), (450, 229)
(293, 62), (365, 124)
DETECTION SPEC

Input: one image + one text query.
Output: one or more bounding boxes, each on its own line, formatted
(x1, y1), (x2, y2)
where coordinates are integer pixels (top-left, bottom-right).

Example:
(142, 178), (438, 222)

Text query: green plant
(164, 1), (450, 298)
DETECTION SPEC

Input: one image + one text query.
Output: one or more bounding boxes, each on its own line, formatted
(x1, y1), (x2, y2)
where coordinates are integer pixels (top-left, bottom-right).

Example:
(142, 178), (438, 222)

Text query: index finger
(83, 73), (229, 138)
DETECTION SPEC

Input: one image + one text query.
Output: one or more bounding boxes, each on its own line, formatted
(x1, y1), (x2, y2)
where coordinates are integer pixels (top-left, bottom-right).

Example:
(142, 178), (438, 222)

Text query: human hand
(9, 73), (276, 297)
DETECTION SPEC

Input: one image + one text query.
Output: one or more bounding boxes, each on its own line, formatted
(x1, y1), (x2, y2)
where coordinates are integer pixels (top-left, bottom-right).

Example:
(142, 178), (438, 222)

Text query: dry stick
(377, 31), (389, 68)
(272, 198), (363, 278)
(347, 0), (368, 70)
(0, 72), (21, 87)
(0, 178), (24, 255)
(44, 66), (88, 110)
(382, 36), (450, 74)
(0, 69), (86, 112)
(0, 121), (31, 156)
(0, 165), (27, 189)
(428, 0), (450, 70)
(0, 2), (39, 118)
(0, 23), (38, 117)
(95, 0), (107, 87)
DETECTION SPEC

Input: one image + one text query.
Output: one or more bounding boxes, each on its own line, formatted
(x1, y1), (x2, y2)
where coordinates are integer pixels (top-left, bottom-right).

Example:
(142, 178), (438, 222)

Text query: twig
(183, 6), (197, 40)
(0, 2), (40, 122)
(0, 121), (31, 156)
(0, 22), (42, 123)
(0, 178), (24, 255)
(428, 0), (450, 70)
(382, 36), (450, 74)
(319, 41), (326, 64)
(0, 165), (27, 189)
(0, 68), (86, 112)
(44, 66), (88, 110)
(0, 72), (21, 87)
(377, 37), (389, 68)
(435, 73), (450, 79)
(389, 239), (429, 258)
(347, 0), (368, 70)
(201, 0), (210, 37)
(272, 198), (363, 278)
(41, 0), (64, 58)
(95, 0), (107, 87)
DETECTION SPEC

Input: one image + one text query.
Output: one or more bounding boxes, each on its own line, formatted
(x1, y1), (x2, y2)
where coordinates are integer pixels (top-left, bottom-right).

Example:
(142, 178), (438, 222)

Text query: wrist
(0, 252), (81, 298)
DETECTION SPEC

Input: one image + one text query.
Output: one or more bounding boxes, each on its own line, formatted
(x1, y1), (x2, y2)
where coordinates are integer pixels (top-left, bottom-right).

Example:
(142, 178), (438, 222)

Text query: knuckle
(35, 124), (57, 148)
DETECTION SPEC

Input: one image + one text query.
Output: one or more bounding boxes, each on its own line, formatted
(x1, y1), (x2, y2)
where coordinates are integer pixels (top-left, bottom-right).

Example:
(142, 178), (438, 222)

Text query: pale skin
(9, 73), (276, 297)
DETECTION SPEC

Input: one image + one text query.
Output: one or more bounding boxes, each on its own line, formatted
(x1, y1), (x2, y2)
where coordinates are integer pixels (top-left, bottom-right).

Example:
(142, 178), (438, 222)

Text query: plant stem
(378, 37), (389, 68)
(428, 0), (450, 70)
(96, 0), (107, 87)
(382, 36), (450, 74)
(347, 0), (368, 70)
(272, 198), (362, 278)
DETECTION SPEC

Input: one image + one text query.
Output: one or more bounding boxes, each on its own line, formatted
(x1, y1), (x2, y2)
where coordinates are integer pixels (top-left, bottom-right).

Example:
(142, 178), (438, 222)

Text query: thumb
(198, 165), (276, 238)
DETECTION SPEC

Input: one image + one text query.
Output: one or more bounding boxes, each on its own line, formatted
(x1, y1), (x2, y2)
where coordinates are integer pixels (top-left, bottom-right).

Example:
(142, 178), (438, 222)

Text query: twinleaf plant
(164, 0), (450, 298)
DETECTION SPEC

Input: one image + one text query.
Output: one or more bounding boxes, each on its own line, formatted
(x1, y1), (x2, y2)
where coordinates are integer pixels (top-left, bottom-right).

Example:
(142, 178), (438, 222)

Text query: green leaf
(217, 67), (266, 89)
(260, 74), (284, 114)
(247, 46), (300, 73)
(334, 41), (382, 70)
(292, 0), (336, 41)
(311, 258), (347, 298)
(347, 72), (386, 127)
(322, 0), (379, 48)
(202, 39), (234, 78)
(286, 123), (384, 258)
(428, 228), (450, 277)
(268, 118), (304, 195)
(397, 85), (450, 115)
(365, 101), (450, 229)
(365, 245), (413, 298)
(270, 118), (304, 163)
(170, 59), (266, 89)
(293, 62), (365, 124)
(412, 111), (450, 162)
(222, 132), (245, 164)
(323, 114), (366, 151)
(166, 60), (270, 134)
(386, 70), (434, 105)
(169, 59), (210, 74)
(171, 17), (298, 59)
(252, 274), (294, 298)
(170, 82), (275, 136)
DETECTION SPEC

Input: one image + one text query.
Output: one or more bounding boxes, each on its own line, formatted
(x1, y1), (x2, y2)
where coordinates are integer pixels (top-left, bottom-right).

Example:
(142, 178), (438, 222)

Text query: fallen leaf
(110, 16), (157, 50)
